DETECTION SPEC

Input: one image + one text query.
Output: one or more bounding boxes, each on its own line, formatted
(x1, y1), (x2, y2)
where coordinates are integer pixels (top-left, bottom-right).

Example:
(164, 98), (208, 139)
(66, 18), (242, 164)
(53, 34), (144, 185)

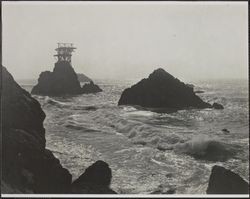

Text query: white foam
(174, 135), (214, 156)
(124, 110), (155, 117)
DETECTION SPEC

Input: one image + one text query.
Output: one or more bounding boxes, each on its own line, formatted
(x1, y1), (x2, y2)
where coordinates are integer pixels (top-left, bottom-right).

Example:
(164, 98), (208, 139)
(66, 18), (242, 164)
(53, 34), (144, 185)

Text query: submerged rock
(1, 66), (72, 193)
(71, 160), (117, 194)
(82, 81), (102, 94)
(212, 102), (224, 109)
(222, 128), (230, 134)
(207, 165), (249, 194)
(31, 61), (102, 96)
(118, 68), (212, 111)
(77, 73), (92, 82)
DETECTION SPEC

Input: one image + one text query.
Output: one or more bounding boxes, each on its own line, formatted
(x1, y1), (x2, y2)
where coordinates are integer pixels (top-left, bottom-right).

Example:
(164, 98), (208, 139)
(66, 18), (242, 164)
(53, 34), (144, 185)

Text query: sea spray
(174, 135), (213, 156)
(173, 135), (238, 161)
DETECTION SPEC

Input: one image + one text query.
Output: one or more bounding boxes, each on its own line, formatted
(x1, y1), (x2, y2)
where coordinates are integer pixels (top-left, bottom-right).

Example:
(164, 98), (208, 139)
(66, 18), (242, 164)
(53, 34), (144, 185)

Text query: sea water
(20, 79), (249, 194)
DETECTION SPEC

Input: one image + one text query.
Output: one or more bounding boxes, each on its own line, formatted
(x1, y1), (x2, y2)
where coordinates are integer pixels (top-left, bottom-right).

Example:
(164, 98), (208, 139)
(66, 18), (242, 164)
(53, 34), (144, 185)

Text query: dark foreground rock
(31, 61), (102, 96)
(1, 66), (114, 194)
(206, 165), (249, 194)
(1, 66), (72, 193)
(118, 68), (213, 111)
(195, 90), (205, 94)
(71, 160), (117, 194)
(77, 73), (92, 82)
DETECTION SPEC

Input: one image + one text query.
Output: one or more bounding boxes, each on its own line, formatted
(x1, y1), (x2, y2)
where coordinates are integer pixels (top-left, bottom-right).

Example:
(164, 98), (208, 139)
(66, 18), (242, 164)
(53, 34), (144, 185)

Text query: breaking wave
(173, 135), (239, 161)
(43, 96), (70, 107)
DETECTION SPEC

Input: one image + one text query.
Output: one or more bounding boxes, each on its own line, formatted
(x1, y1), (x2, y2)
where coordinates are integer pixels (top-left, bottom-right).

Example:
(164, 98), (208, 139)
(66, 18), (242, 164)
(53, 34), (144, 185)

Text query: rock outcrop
(1, 66), (72, 193)
(206, 165), (249, 194)
(118, 68), (212, 112)
(222, 128), (230, 134)
(71, 160), (117, 194)
(82, 81), (102, 94)
(31, 61), (102, 96)
(195, 90), (205, 94)
(212, 102), (224, 109)
(1, 66), (114, 194)
(77, 73), (92, 82)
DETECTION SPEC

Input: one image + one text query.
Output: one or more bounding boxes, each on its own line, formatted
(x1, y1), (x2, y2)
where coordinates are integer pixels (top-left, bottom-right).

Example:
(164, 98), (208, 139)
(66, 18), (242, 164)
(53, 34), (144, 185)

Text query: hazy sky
(2, 1), (248, 81)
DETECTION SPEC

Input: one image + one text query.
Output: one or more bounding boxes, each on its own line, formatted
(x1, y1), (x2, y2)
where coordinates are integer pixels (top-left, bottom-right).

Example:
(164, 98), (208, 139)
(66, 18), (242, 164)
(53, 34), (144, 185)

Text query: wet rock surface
(31, 61), (102, 96)
(118, 68), (212, 111)
(77, 73), (92, 82)
(82, 81), (102, 94)
(206, 165), (249, 194)
(71, 160), (117, 194)
(212, 102), (224, 109)
(1, 66), (113, 194)
(1, 66), (72, 193)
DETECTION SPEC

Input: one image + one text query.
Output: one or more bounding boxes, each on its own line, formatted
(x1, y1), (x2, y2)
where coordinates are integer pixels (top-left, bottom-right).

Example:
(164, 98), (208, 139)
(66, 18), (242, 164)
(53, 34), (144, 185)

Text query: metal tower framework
(54, 43), (76, 63)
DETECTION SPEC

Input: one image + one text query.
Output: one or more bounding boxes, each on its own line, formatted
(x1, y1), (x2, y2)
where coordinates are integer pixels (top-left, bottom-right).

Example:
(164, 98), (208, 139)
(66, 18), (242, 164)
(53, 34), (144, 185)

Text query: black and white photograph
(1, 0), (249, 197)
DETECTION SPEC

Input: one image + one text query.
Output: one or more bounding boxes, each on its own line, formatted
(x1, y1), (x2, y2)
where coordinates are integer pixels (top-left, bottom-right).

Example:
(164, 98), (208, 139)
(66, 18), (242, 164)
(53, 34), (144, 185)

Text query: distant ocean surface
(19, 78), (249, 194)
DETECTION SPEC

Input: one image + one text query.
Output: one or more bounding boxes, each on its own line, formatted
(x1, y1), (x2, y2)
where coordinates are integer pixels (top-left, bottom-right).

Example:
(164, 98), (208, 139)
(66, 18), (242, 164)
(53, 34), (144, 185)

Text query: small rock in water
(165, 173), (174, 178)
(150, 190), (162, 194)
(157, 144), (173, 151)
(81, 81), (102, 94)
(212, 102), (224, 109)
(157, 145), (166, 151)
(165, 188), (176, 194)
(151, 186), (176, 194)
(133, 140), (147, 146)
(222, 128), (230, 133)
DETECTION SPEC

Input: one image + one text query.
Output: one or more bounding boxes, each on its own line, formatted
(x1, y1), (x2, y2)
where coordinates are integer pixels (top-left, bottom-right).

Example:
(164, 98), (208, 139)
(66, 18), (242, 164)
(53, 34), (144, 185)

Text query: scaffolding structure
(54, 43), (76, 63)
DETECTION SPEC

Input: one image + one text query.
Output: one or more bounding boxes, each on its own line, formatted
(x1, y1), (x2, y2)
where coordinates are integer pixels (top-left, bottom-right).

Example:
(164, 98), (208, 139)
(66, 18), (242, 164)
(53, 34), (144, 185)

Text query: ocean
(19, 78), (249, 194)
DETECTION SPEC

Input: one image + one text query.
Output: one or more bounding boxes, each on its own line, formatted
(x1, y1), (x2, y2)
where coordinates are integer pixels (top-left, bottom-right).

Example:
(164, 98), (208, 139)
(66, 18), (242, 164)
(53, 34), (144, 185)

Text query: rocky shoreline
(1, 65), (248, 194)
(1, 66), (115, 194)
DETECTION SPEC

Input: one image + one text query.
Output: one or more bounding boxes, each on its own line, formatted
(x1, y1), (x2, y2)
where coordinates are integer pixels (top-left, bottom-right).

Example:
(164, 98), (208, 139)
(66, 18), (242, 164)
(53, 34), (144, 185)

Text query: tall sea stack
(31, 43), (102, 96)
(31, 61), (83, 96)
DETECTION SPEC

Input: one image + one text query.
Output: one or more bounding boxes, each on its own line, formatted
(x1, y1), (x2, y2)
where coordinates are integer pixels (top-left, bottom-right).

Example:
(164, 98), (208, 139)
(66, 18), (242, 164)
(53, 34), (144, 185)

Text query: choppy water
(20, 79), (249, 194)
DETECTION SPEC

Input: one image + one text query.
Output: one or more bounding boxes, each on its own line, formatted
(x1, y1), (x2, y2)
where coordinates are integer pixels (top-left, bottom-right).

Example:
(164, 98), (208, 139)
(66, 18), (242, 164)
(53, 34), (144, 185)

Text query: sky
(2, 1), (248, 81)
